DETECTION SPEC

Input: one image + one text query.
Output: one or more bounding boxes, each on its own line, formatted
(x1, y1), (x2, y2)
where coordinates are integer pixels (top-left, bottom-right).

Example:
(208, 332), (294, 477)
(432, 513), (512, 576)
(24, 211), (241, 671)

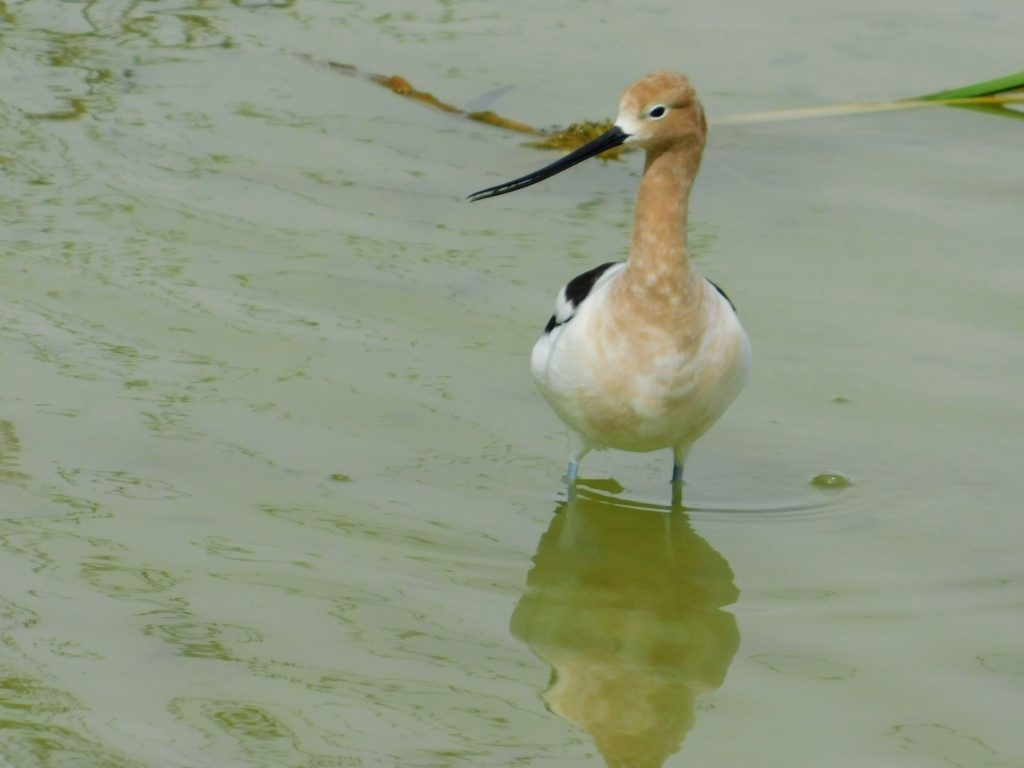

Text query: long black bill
(467, 125), (630, 202)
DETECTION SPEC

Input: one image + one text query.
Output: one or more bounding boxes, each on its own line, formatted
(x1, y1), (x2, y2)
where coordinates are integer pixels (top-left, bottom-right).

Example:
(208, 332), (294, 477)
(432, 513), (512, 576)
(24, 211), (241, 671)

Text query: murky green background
(2, 1), (1022, 766)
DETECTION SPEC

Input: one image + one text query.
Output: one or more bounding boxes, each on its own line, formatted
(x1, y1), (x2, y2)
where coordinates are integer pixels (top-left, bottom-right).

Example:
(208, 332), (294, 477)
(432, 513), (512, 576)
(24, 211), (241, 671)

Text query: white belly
(531, 280), (750, 453)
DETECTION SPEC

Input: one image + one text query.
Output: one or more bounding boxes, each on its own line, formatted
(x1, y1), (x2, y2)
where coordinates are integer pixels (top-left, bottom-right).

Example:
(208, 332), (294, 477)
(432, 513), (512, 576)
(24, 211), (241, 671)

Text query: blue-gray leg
(564, 461), (580, 500)
(565, 435), (590, 495)
(671, 444), (691, 486)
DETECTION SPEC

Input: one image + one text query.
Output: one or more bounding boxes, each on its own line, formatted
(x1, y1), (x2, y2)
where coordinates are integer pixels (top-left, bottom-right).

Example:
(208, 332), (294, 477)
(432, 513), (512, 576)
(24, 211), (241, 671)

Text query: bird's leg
(670, 462), (684, 485)
(670, 445), (692, 507)
(671, 444), (691, 486)
(565, 461), (579, 499)
(564, 435), (591, 497)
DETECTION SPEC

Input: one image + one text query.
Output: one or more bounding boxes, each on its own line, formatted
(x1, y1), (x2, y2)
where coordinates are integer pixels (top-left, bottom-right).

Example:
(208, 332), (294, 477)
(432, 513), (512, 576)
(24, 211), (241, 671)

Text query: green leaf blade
(918, 70), (1024, 101)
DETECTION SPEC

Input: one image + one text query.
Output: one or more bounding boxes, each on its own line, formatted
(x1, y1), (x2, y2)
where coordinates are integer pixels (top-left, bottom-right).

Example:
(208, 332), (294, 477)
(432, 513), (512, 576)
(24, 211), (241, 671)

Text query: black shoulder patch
(564, 261), (620, 307)
(543, 261), (623, 334)
(706, 278), (736, 312)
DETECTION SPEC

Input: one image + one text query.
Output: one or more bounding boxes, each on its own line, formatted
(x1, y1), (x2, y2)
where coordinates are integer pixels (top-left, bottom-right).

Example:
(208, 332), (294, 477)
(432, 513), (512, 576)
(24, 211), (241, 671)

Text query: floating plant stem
(302, 56), (1024, 145)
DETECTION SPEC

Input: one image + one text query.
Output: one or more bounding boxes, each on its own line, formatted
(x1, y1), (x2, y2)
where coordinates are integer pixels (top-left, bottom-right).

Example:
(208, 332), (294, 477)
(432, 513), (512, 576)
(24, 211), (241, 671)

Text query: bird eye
(648, 105), (667, 119)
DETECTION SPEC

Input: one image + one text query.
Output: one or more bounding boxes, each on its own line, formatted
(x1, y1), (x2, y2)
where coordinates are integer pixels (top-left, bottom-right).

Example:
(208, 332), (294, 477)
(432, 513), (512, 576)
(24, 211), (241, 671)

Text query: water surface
(1, 1), (1022, 766)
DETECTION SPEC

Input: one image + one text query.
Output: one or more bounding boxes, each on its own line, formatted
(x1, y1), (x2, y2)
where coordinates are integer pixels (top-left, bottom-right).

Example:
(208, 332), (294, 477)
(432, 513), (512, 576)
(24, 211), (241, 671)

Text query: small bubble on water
(811, 472), (851, 489)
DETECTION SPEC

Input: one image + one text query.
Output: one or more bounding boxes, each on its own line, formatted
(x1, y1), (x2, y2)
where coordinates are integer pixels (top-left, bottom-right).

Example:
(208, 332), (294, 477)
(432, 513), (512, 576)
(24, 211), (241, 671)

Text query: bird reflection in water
(510, 487), (739, 767)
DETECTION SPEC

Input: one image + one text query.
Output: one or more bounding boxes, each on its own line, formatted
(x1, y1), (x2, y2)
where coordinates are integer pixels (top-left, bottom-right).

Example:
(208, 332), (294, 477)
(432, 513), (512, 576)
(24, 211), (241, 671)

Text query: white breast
(531, 278), (750, 454)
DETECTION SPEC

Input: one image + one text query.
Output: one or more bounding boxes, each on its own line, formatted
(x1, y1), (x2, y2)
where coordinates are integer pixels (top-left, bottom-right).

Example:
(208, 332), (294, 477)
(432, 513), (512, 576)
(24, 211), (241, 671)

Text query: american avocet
(469, 72), (750, 488)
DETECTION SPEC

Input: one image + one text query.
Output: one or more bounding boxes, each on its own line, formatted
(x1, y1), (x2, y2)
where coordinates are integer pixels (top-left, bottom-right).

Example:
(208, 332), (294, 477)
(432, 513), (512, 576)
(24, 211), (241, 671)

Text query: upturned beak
(467, 125), (630, 202)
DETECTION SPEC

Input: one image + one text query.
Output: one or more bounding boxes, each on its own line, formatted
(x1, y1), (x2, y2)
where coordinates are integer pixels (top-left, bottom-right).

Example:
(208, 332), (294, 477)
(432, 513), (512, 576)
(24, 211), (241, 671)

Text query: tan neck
(621, 142), (704, 301)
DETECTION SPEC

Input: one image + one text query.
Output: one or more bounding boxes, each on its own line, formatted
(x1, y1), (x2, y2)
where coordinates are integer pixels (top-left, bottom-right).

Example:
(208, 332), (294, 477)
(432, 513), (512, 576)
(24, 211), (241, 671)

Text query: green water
(1, 1), (1022, 766)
